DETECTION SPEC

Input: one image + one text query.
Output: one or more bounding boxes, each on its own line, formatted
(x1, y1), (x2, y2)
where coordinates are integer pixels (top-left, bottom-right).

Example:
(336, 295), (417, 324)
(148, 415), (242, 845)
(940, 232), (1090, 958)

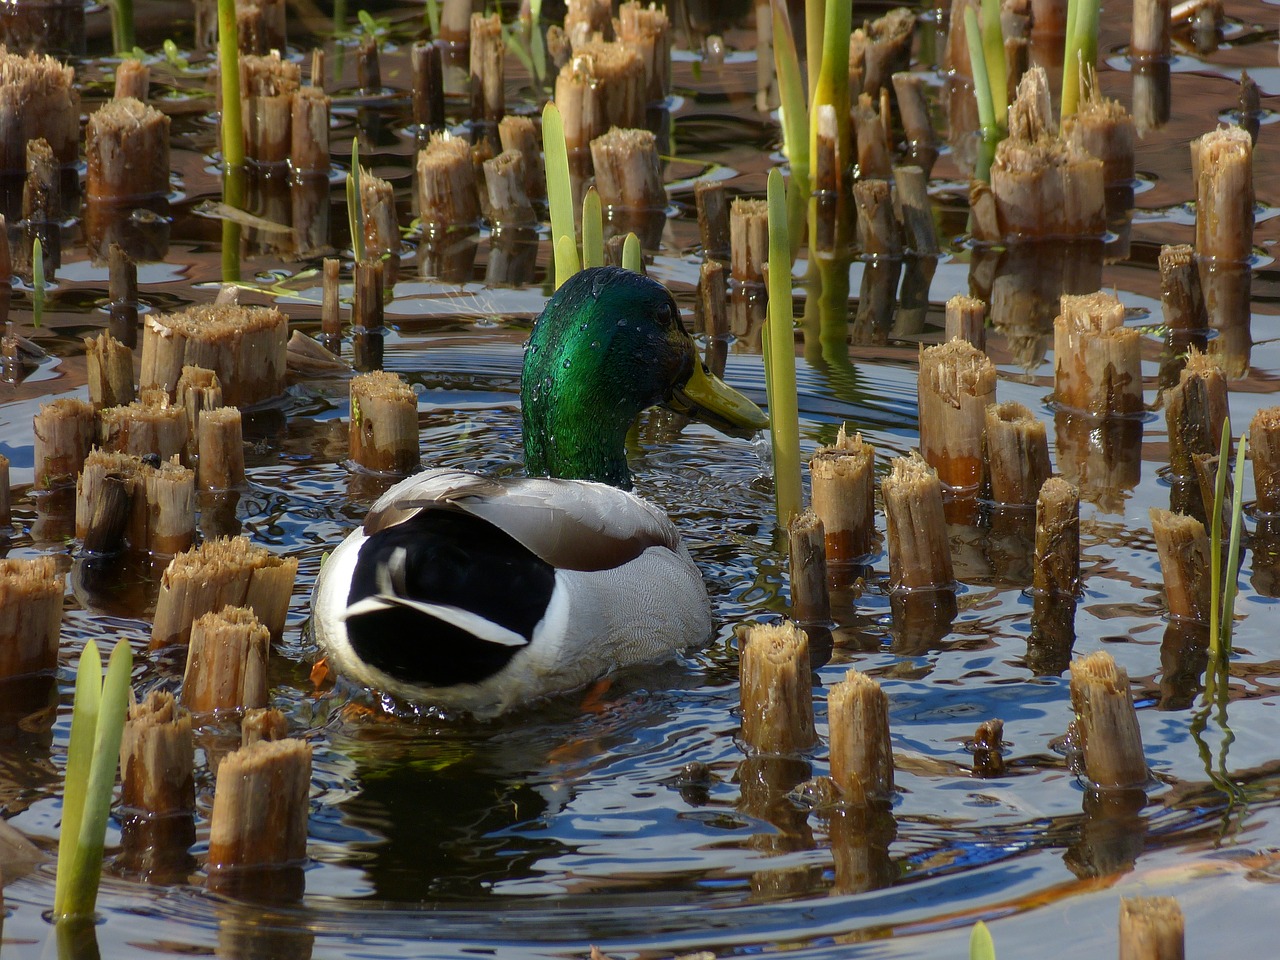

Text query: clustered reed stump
(417, 132), (480, 235)
(589, 127), (665, 215)
(238, 52), (300, 166)
(730, 197), (768, 286)
(141, 303), (288, 407)
(197, 407), (245, 491)
(0, 556), (62, 679)
(808, 426), (876, 563)
(97, 389), (188, 463)
(1053, 291), (1142, 418)
(182, 605), (269, 712)
(497, 115), (544, 201)
(469, 13), (505, 128)
(483, 150), (536, 227)
(75, 449), (195, 556)
(738, 621), (816, 756)
(176, 366), (222, 460)
(33, 396), (94, 489)
(554, 41), (644, 155)
(618, 1), (671, 103)
(151, 536), (298, 649)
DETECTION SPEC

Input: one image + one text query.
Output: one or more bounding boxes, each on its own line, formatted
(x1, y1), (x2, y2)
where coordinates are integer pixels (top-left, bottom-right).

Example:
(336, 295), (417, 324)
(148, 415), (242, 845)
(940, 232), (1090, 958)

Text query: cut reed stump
(944, 294), (986, 351)
(97, 389), (189, 464)
(320, 258), (341, 351)
(207, 737), (311, 902)
(882, 453), (954, 590)
(853, 179), (902, 259)
(729, 198), (768, 287)
(1149, 509), (1211, 622)
(151, 536), (298, 649)
(1166, 349), (1226, 519)
(1194, 124), (1253, 266)
(1251, 407), (1280, 516)
(237, 52), (300, 166)
(469, 13), (505, 128)
(242, 707), (289, 746)
(357, 169), (398, 268)
(1119, 896), (1185, 960)
(349, 371), (419, 475)
(0, 49), (80, 174)
(483, 150), (536, 228)
(695, 180), (730, 262)
(198, 407), (245, 491)
(108, 242), (139, 345)
(589, 127), (665, 214)
(117, 690), (196, 883)
(75, 449), (194, 555)
(1159, 243), (1208, 334)
(289, 85), (330, 177)
(141, 303), (288, 407)
(788, 511), (830, 626)
(85, 98), (170, 203)
(985, 402), (1051, 505)
(85, 332), (134, 411)
(114, 57), (150, 101)
(0, 556), (63, 678)
(827, 669), (893, 800)
(33, 397), (94, 490)
(176, 366), (223, 461)
(1053, 292), (1142, 418)
(808, 427), (876, 563)
(618, 1), (672, 103)
(497, 115), (544, 201)
(412, 40), (446, 136)
(738, 621), (816, 756)
(1028, 477), (1080, 674)
(891, 73), (938, 174)
(236, 0), (286, 54)
(564, 0), (614, 50)
(417, 132), (481, 235)
(182, 606), (269, 712)
(1063, 86), (1136, 191)
(918, 340), (996, 498)
(554, 42), (644, 154)
(1069, 651), (1148, 789)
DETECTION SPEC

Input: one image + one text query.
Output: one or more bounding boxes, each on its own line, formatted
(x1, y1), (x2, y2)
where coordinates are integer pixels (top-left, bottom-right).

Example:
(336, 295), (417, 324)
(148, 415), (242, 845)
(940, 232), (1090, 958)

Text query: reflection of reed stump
(141, 303), (288, 407)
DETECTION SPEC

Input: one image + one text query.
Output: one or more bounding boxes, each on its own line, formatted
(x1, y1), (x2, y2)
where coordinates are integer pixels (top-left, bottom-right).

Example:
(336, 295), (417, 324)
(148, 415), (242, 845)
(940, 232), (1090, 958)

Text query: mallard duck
(312, 267), (767, 717)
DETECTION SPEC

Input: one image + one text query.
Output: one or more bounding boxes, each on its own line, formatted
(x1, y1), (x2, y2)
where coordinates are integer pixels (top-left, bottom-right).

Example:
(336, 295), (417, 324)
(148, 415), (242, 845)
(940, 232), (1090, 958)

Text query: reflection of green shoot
(53, 640), (134, 920)
(32, 238), (44, 328)
(1208, 421), (1248, 666)
(347, 139), (366, 262)
(622, 233), (642, 273)
(582, 188), (604, 269)
(1062, 0), (1099, 117)
(542, 102), (579, 288)
(765, 168), (800, 526)
(216, 0), (244, 170)
(970, 921), (996, 960)
(424, 0), (440, 37)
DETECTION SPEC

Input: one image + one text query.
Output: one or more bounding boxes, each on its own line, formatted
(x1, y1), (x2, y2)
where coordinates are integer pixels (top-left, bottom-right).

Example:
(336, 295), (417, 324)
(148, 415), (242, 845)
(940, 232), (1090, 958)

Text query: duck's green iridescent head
(521, 267), (767, 488)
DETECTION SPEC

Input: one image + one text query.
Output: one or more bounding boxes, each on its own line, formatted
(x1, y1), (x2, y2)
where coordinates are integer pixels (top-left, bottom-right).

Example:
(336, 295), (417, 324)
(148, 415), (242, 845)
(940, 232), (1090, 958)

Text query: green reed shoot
(1061, 0), (1099, 117)
(32, 238), (44, 328)
(110, 0), (135, 54)
(53, 639), (133, 920)
(582, 188), (604, 269)
(622, 233), (642, 274)
(347, 138), (366, 262)
(771, 0), (808, 260)
(217, 0), (244, 171)
(424, 0), (440, 37)
(970, 921), (996, 960)
(979, 0), (1006, 129)
(542, 102), (579, 288)
(765, 168), (801, 525)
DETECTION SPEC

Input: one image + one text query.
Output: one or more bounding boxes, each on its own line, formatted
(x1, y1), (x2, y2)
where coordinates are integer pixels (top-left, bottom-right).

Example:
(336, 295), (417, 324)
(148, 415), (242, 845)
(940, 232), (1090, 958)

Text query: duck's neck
(521, 374), (634, 488)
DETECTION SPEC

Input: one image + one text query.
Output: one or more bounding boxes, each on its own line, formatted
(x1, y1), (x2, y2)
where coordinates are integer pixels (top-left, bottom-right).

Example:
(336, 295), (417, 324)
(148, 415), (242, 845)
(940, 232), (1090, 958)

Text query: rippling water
(5, 1), (1280, 957)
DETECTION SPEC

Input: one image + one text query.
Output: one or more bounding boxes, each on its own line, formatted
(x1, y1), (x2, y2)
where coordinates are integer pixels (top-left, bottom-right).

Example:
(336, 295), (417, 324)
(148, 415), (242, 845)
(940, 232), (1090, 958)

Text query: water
(4, 1), (1280, 957)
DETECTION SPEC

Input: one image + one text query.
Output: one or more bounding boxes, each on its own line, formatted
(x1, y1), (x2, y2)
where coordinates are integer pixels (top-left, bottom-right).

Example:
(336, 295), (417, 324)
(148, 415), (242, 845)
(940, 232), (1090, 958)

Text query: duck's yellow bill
(669, 361), (769, 436)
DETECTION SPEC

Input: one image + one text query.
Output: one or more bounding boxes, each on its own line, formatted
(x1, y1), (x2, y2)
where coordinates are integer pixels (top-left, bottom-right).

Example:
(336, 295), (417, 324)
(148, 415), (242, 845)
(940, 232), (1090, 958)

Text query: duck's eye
(656, 302), (674, 326)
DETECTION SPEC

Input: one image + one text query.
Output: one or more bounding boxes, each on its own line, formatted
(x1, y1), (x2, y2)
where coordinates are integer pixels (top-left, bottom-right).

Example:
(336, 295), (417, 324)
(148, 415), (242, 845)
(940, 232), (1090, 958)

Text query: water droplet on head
(562, 358), (571, 369)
